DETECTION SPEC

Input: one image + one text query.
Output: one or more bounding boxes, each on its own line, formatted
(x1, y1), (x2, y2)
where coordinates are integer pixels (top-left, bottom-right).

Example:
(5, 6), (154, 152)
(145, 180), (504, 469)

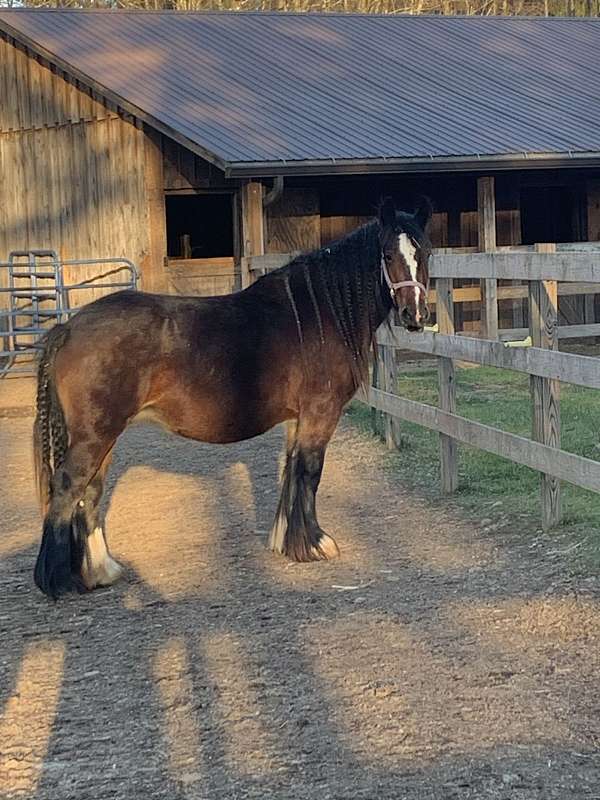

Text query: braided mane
(263, 219), (392, 388)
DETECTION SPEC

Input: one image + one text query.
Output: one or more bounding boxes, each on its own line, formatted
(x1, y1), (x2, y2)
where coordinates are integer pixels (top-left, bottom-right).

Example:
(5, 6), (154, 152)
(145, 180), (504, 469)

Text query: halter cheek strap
(381, 257), (427, 301)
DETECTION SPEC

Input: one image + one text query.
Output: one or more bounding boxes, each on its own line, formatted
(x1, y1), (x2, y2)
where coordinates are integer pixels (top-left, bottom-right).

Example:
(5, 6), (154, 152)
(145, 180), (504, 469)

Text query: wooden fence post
(478, 176), (498, 340)
(529, 243), (561, 529)
(382, 342), (402, 449)
(371, 345), (383, 439)
(437, 278), (458, 492)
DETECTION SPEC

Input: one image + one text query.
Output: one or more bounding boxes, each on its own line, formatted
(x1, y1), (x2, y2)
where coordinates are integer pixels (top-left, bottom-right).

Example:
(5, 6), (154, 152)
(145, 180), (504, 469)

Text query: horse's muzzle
(400, 304), (430, 332)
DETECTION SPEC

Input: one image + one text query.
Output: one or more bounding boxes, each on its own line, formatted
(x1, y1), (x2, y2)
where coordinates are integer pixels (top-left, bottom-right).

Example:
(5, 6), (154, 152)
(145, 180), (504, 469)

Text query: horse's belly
(142, 387), (290, 445)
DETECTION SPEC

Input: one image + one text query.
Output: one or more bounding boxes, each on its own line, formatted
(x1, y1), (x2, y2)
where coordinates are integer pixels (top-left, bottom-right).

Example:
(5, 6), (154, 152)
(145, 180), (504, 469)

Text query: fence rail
(245, 244), (600, 341)
(243, 242), (600, 529)
(377, 327), (600, 389)
(430, 251), (600, 282)
(369, 243), (600, 531)
(368, 386), (600, 495)
(244, 232), (600, 529)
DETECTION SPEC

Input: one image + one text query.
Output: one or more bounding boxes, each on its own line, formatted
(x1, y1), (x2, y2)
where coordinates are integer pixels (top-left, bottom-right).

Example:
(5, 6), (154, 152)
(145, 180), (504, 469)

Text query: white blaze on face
(398, 233), (422, 321)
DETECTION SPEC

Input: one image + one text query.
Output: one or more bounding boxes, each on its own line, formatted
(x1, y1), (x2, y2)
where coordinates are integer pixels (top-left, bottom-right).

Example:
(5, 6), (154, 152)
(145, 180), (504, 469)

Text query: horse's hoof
(81, 527), (124, 590)
(82, 557), (124, 590)
(311, 533), (340, 561)
(94, 555), (124, 588)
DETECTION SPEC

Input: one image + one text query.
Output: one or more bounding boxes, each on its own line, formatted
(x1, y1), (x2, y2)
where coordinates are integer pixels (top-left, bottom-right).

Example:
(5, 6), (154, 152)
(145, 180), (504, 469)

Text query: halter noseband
(380, 256), (427, 303)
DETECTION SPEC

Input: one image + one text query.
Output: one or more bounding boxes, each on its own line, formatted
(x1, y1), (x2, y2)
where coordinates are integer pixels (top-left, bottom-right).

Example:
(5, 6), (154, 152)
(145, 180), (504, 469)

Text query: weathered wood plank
(142, 126), (167, 294)
(94, 116), (111, 269)
(378, 327), (600, 390)
(367, 388), (600, 495)
(266, 188), (320, 254)
(437, 277), (458, 493)
(12, 42), (30, 131)
(431, 251), (600, 282)
(499, 323), (600, 341)
(240, 182), (264, 288)
(431, 243), (600, 255)
(27, 52), (43, 130)
(382, 342), (401, 450)
(0, 36), (15, 131)
(244, 253), (299, 276)
(320, 215), (370, 246)
(68, 76), (80, 124)
(429, 212), (448, 248)
(370, 348), (383, 438)
(478, 176), (498, 340)
(436, 283), (600, 305)
(167, 257), (236, 297)
(167, 257), (236, 277)
(530, 244), (561, 529)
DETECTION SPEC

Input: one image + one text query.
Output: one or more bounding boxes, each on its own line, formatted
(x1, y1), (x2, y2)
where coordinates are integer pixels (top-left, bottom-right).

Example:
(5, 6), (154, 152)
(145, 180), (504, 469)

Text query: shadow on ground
(1, 416), (599, 799)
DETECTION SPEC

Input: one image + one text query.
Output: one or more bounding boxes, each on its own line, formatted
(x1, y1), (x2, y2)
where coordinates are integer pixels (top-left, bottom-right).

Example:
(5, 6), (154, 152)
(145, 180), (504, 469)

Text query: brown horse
(32, 197), (432, 599)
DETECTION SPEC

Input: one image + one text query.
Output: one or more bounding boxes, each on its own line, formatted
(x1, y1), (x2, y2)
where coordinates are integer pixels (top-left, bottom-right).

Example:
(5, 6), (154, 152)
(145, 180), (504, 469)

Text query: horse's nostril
(423, 306), (431, 323)
(400, 306), (413, 324)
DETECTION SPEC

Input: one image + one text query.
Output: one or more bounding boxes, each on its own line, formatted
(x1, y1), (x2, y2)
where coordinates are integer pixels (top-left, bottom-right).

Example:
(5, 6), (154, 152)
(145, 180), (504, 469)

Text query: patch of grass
(346, 363), (600, 571)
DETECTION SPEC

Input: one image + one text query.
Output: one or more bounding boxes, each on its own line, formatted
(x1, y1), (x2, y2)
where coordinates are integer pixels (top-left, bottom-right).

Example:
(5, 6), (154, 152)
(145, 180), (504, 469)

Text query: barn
(1, 9), (600, 333)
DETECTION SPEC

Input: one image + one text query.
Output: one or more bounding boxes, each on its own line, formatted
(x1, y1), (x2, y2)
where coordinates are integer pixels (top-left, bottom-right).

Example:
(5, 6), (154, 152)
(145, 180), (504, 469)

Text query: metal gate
(0, 251), (138, 377)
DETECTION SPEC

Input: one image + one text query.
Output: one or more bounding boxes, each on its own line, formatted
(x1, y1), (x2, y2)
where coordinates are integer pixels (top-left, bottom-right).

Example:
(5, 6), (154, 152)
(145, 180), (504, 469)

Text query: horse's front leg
(269, 410), (340, 562)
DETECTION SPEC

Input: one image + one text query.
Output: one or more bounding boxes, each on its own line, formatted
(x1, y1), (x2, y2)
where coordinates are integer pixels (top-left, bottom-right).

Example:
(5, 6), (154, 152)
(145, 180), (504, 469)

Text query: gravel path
(1, 415), (600, 799)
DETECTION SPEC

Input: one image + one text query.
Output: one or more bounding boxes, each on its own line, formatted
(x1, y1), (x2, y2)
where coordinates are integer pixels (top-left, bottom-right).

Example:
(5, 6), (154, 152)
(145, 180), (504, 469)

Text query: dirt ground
(1, 400), (600, 799)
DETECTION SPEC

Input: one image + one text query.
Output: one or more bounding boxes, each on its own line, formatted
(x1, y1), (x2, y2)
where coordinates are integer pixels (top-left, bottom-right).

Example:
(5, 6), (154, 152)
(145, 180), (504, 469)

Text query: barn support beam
(478, 176), (498, 340)
(240, 181), (265, 289)
(142, 127), (168, 294)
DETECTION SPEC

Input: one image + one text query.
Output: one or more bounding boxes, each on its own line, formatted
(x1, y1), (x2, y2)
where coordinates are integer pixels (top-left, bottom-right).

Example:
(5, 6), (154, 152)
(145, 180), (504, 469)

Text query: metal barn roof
(1, 9), (600, 176)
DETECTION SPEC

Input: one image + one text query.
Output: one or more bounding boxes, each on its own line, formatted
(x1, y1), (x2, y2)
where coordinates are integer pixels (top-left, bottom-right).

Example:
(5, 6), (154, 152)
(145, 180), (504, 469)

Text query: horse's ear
(414, 196), (433, 232)
(378, 197), (396, 230)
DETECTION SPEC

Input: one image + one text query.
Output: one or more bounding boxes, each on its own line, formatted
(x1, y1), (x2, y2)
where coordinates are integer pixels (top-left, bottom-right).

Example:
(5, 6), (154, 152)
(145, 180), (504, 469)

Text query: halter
(380, 256), (427, 303)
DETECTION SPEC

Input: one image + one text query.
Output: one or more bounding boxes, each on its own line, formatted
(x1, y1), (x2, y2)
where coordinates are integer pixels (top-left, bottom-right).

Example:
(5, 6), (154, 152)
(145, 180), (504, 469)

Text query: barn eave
(226, 151), (600, 179)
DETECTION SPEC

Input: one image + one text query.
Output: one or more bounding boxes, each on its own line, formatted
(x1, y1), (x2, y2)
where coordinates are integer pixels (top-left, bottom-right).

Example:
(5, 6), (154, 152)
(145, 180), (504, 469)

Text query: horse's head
(377, 196), (433, 332)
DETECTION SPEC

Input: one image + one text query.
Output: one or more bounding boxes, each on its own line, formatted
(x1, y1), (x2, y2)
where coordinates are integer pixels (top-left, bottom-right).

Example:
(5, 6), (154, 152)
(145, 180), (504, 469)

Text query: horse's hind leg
(34, 440), (115, 598)
(74, 450), (123, 590)
(269, 407), (340, 562)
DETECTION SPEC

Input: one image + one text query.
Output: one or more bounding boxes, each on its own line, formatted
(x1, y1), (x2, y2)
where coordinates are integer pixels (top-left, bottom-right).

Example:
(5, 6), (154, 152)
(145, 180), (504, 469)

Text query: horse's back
(51, 286), (298, 444)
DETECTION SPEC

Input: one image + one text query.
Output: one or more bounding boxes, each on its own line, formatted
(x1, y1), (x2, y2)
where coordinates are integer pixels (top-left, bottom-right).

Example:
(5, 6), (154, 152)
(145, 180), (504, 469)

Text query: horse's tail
(33, 324), (69, 515)
(33, 324), (81, 598)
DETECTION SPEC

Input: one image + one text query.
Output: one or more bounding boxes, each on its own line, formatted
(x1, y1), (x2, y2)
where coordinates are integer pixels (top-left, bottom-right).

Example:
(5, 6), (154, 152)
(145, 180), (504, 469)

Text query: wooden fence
(245, 243), (600, 530)
(372, 243), (600, 531)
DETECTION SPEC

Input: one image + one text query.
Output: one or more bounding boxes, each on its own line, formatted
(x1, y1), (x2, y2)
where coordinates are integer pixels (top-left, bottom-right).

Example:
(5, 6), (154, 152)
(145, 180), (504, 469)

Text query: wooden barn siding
(0, 35), (162, 309)
(162, 136), (229, 191)
(266, 188), (321, 253)
(0, 36), (114, 132)
(166, 257), (237, 296)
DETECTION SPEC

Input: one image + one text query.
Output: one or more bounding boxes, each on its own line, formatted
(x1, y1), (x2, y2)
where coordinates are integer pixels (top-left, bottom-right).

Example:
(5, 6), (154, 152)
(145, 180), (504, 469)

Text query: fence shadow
(1, 418), (599, 799)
